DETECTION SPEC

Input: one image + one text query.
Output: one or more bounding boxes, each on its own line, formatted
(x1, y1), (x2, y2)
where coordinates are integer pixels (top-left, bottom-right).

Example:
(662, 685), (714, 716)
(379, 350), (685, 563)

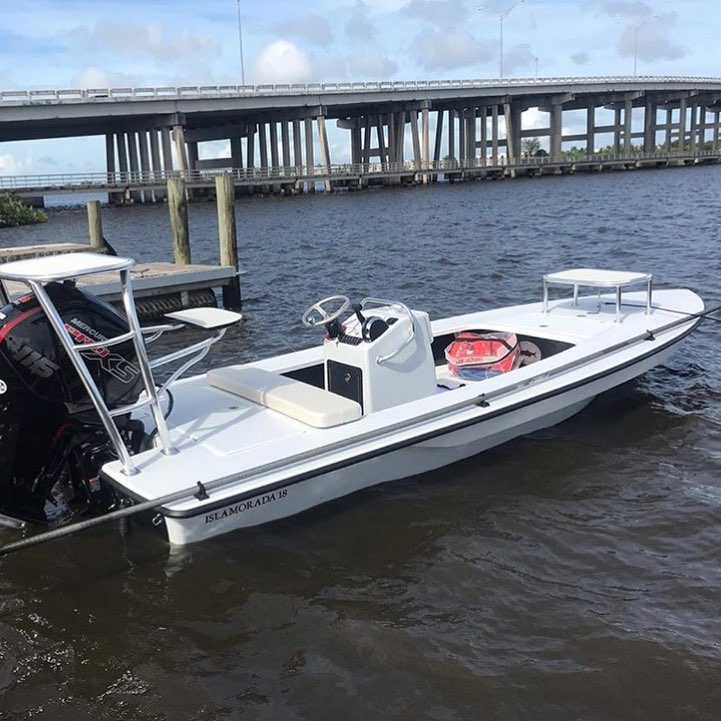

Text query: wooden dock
(0, 243), (241, 318)
(0, 177), (244, 316)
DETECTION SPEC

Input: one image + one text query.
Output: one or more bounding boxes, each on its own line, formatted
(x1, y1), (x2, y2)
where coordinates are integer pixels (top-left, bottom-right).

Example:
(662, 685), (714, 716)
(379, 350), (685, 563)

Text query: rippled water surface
(2, 167), (721, 720)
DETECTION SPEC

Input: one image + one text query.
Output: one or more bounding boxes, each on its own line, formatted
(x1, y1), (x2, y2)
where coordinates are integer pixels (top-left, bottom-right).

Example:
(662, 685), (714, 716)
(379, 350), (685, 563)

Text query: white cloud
(66, 19), (219, 65)
(71, 67), (141, 89)
(0, 153), (22, 176)
(253, 41), (314, 85)
(275, 14), (334, 48)
(348, 48), (398, 78)
(411, 28), (494, 71)
(345, 1), (378, 42)
(403, 0), (468, 30)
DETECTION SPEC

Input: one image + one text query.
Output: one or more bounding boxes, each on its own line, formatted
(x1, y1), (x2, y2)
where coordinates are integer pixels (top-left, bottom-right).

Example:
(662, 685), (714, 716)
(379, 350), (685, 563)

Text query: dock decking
(0, 243), (241, 316)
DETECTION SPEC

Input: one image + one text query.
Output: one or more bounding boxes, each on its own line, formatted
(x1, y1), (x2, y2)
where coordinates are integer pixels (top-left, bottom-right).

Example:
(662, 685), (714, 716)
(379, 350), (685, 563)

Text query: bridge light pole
(633, 14), (658, 77)
(478, 1), (526, 81)
(236, 0), (246, 86)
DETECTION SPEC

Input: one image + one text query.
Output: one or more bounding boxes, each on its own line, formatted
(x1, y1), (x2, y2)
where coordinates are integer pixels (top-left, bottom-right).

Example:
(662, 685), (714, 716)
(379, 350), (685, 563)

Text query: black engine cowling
(0, 281), (145, 522)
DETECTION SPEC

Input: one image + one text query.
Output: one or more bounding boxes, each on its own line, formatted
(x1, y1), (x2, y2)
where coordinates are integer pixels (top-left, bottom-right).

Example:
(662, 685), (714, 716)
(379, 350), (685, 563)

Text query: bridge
(1, 76), (720, 201)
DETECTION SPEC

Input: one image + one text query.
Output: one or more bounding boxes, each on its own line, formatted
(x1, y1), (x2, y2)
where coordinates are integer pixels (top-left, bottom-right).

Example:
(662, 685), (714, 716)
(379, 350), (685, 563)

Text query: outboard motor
(0, 281), (145, 523)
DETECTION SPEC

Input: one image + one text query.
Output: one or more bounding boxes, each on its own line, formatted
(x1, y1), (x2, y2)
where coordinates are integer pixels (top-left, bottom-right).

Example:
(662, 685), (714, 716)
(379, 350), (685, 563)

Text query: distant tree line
(521, 137), (716, 160)
(0, 194), (47, 228)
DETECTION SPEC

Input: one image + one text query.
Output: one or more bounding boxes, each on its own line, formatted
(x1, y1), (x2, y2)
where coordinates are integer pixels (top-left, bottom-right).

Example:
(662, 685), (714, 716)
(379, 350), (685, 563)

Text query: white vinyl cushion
(0, 252), (134, 282)
(207, 366), (362, 428)
(165, 307), (242, 330)
(544, 269), (651, 287)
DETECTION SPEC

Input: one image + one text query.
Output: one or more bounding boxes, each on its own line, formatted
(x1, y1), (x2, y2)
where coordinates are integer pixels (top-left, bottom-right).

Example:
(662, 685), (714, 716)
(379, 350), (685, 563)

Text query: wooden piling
(167, 177), (191, 265)
(86, 200), (105, 250)
(215, 173), (242, 310)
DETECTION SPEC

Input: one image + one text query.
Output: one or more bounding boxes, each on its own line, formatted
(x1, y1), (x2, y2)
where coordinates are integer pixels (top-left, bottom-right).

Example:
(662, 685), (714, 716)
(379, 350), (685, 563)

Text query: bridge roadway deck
(1, 76), (721, 141)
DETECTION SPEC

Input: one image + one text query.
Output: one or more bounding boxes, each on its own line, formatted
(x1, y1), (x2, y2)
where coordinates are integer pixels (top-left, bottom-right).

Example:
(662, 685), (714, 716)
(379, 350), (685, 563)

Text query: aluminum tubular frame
(542, 277), (653, 322)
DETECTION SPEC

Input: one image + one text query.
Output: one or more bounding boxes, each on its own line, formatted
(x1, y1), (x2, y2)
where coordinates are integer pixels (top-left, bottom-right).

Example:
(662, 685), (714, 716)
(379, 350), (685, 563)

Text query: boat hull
(163, 336), (679, 545)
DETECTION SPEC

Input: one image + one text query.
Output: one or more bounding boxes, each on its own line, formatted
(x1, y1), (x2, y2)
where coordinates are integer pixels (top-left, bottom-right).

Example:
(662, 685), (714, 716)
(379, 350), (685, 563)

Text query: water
(2, 167), (721, 719)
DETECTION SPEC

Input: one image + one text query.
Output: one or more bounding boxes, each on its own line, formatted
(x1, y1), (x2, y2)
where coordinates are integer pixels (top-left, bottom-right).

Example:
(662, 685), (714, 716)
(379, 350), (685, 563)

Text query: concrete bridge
(1, 76), (721, 201)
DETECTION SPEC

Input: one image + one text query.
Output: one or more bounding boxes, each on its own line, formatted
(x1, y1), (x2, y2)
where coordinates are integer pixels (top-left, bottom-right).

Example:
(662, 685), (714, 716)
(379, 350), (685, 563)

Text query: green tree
(0, 194), (47, 228)
(521, 137), (541, 157)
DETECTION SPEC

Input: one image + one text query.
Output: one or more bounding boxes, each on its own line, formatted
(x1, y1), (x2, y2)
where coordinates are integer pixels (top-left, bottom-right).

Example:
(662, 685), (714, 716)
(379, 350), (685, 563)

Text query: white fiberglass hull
(163, 337), (680, 545)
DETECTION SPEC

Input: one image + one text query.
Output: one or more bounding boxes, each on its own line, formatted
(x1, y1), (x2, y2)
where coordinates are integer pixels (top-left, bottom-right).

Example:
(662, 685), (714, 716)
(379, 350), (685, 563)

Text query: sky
(0, 0), (719, 176)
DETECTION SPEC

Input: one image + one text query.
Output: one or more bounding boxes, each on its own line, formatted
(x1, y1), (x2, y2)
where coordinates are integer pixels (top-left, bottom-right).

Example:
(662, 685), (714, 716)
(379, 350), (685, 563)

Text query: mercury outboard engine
(0, 281), (145, 523)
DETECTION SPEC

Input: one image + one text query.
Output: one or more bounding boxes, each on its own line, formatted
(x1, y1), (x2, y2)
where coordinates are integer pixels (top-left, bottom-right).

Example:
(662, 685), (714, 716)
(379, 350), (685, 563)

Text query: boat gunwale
(101, 317), (700, 519)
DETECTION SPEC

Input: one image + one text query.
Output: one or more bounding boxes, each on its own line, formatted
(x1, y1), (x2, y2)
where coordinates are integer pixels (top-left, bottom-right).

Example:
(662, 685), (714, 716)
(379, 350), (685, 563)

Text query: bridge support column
(257, 123), (269, 192)
(375, 115), (387, 167)
(491, 105), (499, 164)
(550, 103), (562, 160)
(478, 106), (487, 166)
(458, 109), (466, 168)
(173, 125), (188, 174)
(230, 137), (243, 172)
(304, 118), (315, 193)
(281, 121), (291, 167)
(623, 99), (633, 154)
(665, 107), (673, 152)
(713, 110), (720, 153)
(612, 108), (621, 154)
(139, 131), (153, 203)
(268, 122), (281, 194)
(586, 104), (595, 158)
(678, 98), (687, 152)
(421, 106), (430, 184)
(105, 134), (123, 205)
(351, 126), (362, 166)
(317, 115), (332, 192)
(126, 133), (143, 203)
(448, 110), (455, 162)
(395, 111), (406, 165)
(643, 101), (656, 155)
(161, 128), (173, 175)
(410, 110), (421, 177)
(433, 110), (444, 179)
(466, 109), (476, 168)
(150, 130), (165, 201)
(689, 102), (698, 153)
(503, 104), (513, 175)
(114, 133), (127, 196)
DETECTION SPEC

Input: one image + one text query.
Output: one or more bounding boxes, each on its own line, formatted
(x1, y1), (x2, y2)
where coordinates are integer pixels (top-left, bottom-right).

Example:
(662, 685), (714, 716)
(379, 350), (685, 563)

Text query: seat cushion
(207, 366), (362, 428)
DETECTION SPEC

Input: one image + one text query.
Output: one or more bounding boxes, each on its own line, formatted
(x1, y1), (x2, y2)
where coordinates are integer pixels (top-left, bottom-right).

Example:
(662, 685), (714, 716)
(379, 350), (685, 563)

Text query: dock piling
(167, 177), (191, 265)
(215, 173), (242, 310)
(86, 200), (105, 250)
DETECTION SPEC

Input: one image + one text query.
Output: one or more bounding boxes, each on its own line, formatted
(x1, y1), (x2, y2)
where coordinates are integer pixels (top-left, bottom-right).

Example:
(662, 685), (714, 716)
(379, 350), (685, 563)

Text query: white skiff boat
(0, 254), (705, 547)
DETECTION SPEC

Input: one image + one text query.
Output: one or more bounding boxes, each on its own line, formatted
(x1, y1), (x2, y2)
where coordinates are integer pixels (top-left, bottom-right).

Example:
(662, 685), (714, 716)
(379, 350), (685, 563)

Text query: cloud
(345, 2), (377, 42)
(0, 153), (22, 176)
(601, 1), (654, 20)
(502, 43), (535, 74)
(253, 40), (314, 85)
(597, 2), (685, 64)
(411, 28), (494, 71)
(616, 14), (685, 62)
(348, 48), (398, 78)
(70, 66), (142, 89)
(274, 14), (334, 48)
(402, 0), (468, 30)
(571, 52), (591, 65)
(66, 19), (219, 65)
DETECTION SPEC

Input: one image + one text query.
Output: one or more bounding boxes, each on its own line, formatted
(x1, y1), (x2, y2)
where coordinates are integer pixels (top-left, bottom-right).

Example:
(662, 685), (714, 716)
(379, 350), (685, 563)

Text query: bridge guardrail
(2, 76), (721, 105)
(1, 150), (718, 192)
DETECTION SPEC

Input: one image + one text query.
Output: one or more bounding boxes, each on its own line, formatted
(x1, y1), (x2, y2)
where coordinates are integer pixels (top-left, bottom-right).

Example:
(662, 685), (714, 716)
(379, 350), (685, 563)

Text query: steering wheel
(302, 294), (351, 329)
